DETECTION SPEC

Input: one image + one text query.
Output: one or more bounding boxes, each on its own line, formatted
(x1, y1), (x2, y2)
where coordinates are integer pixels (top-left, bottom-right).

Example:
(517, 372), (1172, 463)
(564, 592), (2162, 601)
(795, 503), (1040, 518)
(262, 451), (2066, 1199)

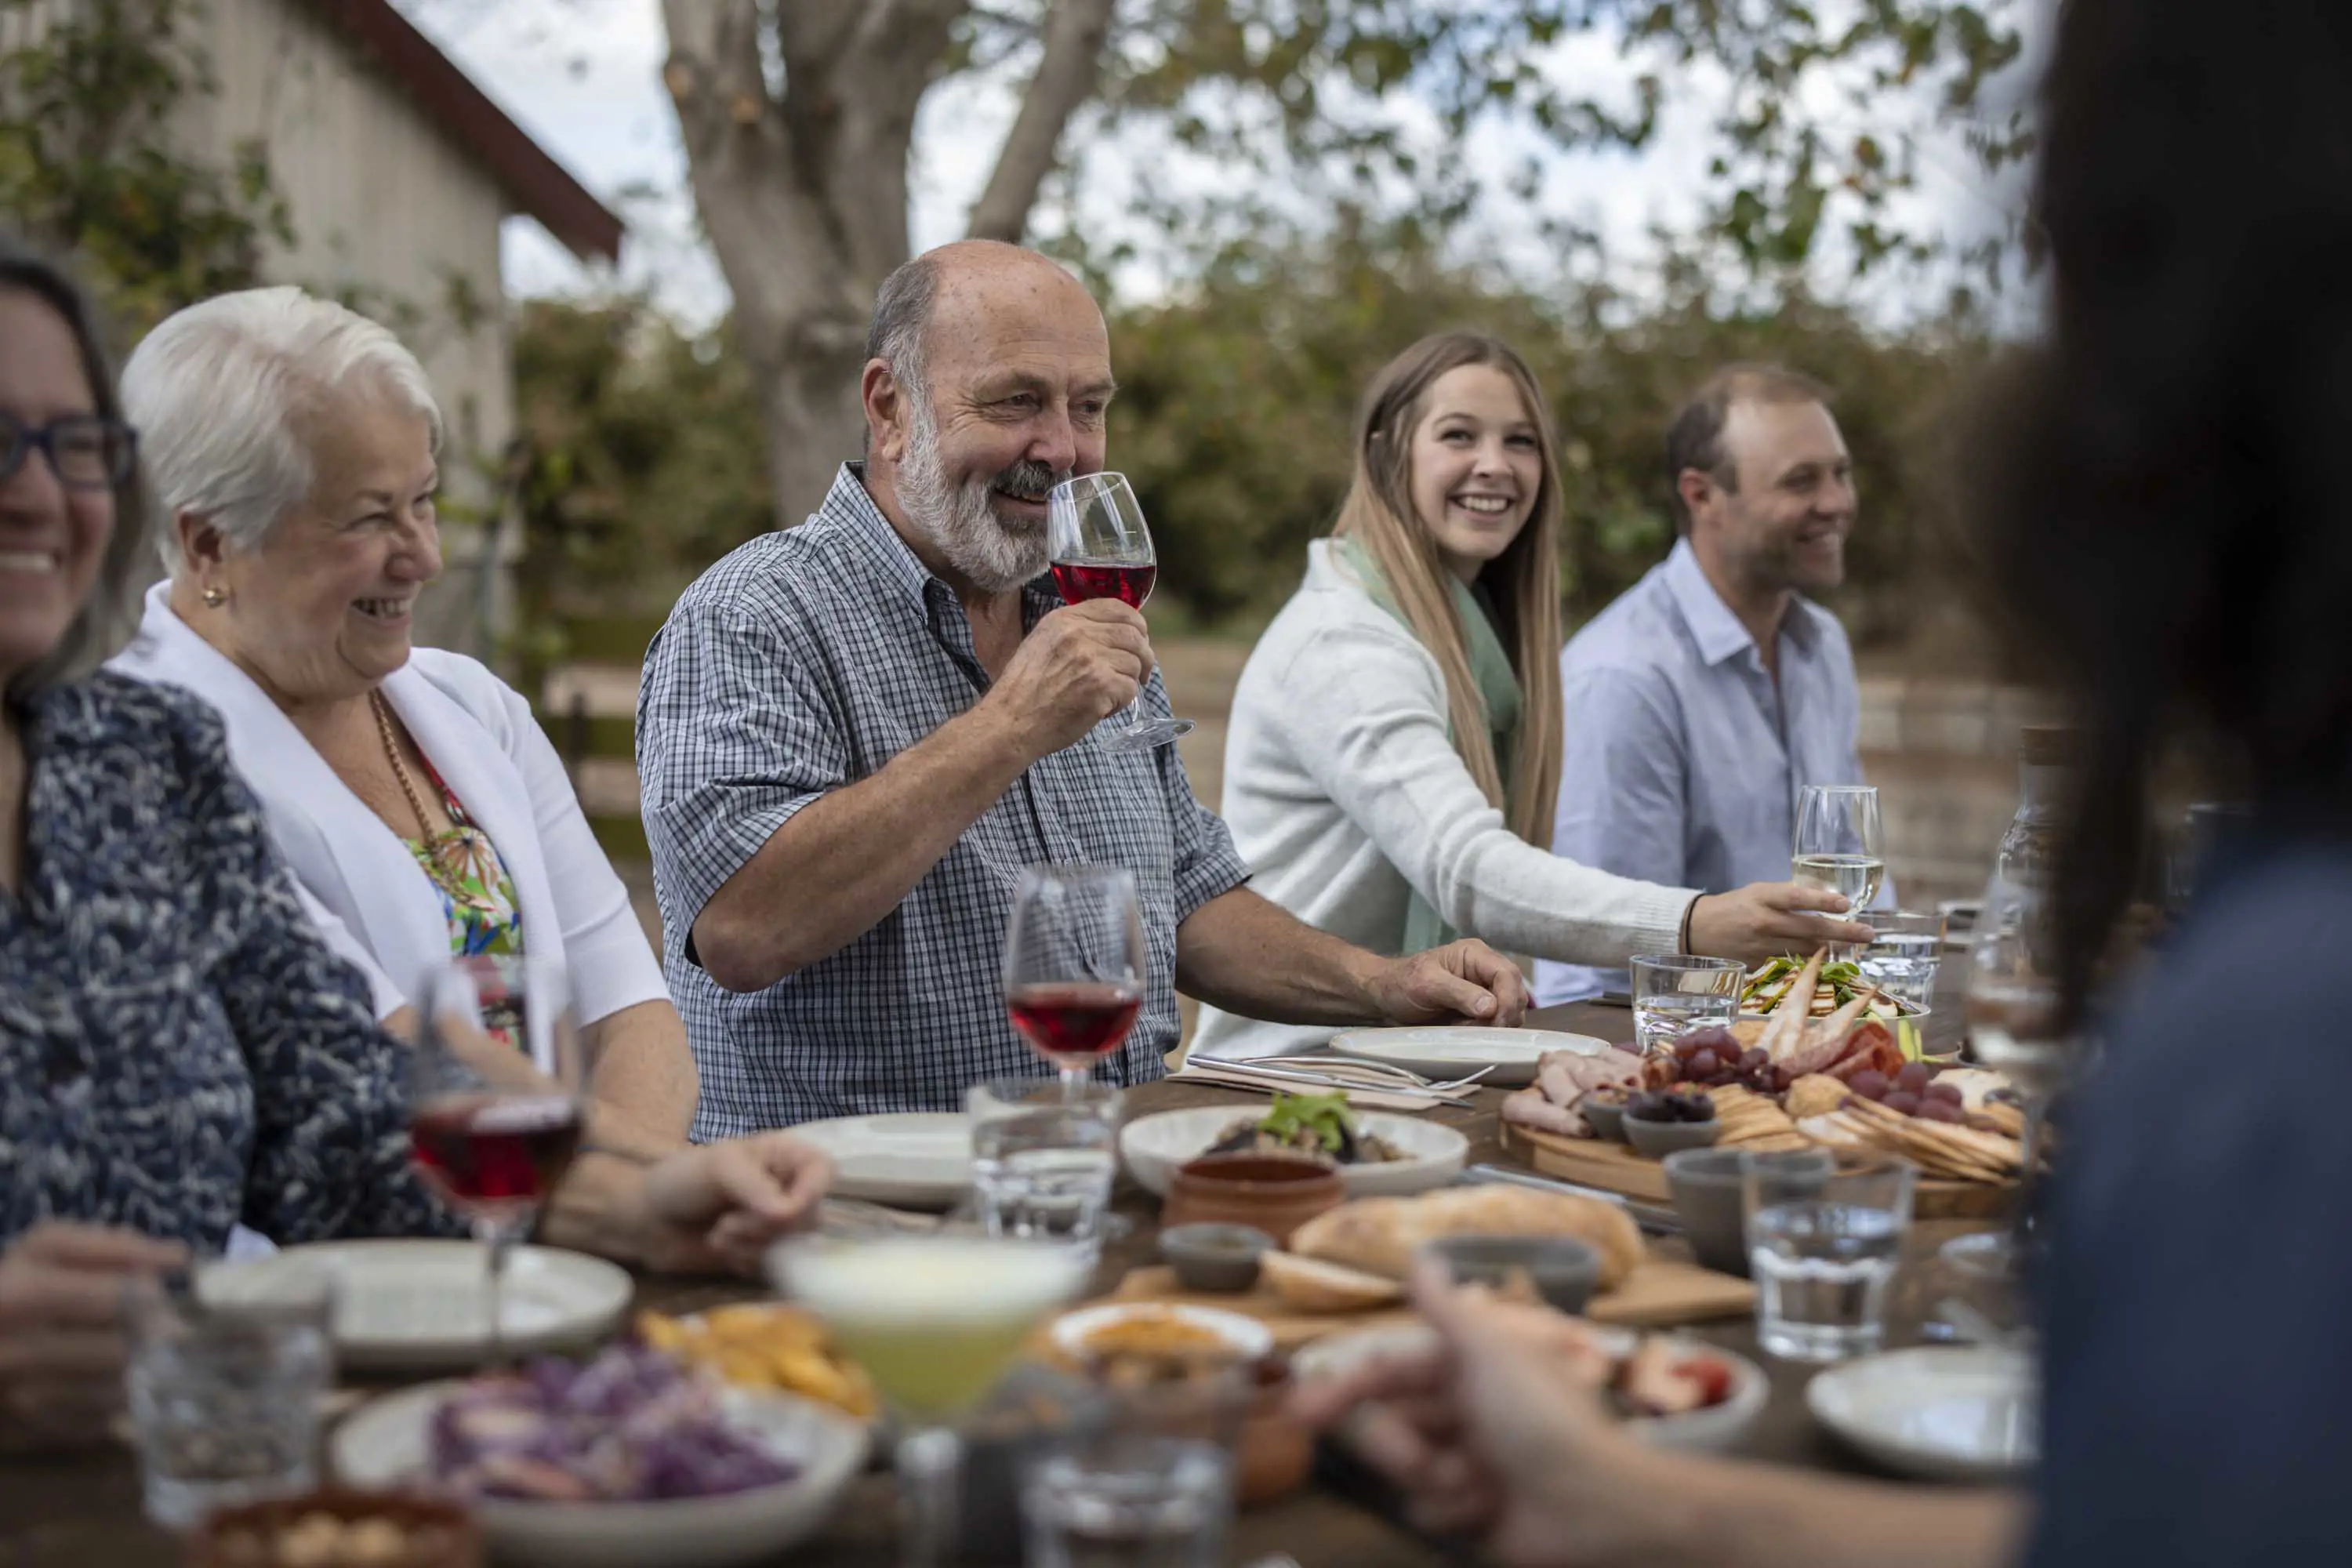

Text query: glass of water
(1746, 1152), (1915, 1363)
(966, 1077), (1122, 1259)
(1022, 1436), (1232, 1568)
(125, 1264), (336, 1528)
(1857, 909), (1947, 1012)
(1629, 954), (1745, 1054)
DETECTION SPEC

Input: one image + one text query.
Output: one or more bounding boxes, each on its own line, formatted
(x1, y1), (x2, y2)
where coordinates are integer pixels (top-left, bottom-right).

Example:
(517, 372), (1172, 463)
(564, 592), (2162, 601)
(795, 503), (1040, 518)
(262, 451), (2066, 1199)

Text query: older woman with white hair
(108, 287), (720, 1243)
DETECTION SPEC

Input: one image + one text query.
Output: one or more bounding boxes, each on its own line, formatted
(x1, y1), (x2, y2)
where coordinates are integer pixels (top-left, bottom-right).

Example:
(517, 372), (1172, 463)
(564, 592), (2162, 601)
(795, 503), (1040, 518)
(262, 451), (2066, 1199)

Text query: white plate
(1050, 1301), (1276, 1365)
(202, 1242), (633, 1372)
(1294, 1323), (1768, 1454)
(1119, 1107), (1468, 1198)
(1806, 1346), (2037, 1482)
(333, 1381), (869, 1567)
(1329, 1026), (1616, 1088)
(789, 1112), (974, 1209)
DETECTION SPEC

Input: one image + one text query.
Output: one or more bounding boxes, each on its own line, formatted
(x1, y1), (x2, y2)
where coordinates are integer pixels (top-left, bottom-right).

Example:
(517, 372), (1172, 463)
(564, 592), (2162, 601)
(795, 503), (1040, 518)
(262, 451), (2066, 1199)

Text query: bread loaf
(1256, 1250), (1406, 1312)
(1287, 1186), (1643, 1291)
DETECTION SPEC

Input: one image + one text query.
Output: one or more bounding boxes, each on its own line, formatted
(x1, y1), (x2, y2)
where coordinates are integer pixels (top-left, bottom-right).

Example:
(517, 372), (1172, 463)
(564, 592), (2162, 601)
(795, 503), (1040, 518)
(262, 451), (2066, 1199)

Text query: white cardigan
(1189, 541), (1696, 1060)
(111, 586), (669, 1040)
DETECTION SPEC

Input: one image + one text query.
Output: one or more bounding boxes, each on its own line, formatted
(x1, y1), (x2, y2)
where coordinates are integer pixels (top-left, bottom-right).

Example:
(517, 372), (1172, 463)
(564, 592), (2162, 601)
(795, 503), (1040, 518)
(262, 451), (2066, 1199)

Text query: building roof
(306, 0), (624, 263)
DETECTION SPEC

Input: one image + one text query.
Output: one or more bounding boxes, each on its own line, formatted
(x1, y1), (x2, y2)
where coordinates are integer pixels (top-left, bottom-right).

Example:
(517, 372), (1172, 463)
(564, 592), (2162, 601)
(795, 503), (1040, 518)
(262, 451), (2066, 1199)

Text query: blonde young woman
(1192, 333), (1870, 1060)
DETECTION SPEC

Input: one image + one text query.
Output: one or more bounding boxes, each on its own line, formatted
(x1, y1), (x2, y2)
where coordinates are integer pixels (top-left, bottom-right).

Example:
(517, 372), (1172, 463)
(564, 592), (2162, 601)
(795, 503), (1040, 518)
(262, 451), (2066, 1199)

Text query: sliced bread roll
(1288, 1185), (1644, 1291)
(1257, 1250), (1406, 1312)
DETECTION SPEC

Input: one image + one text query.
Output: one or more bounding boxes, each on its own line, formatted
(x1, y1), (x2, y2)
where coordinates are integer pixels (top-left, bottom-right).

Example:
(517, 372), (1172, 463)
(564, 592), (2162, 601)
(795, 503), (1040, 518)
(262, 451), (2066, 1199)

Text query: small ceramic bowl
(1163, 1154), (1345, 1245)
(1417, 1236), (1602, 1313)
(191, 1489), (482, 1568)
(1663, 1147), (1834, 1278)
(1624, 1112), (1722, 1160)
(1160, 1223), (1276, 1293)
(1581, 1091), (1631, 1142)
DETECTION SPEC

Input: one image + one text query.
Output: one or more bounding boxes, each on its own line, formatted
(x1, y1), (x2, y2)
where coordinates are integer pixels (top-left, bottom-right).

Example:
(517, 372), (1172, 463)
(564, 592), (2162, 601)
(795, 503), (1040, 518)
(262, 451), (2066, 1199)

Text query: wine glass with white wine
(1793, 784), (1886, 947)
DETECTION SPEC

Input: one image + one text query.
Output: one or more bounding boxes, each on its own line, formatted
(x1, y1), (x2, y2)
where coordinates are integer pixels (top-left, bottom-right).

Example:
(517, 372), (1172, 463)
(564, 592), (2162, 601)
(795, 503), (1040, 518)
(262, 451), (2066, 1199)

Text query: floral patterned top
(0, 673), (463, 1252)
(399, 753), (528, 1054)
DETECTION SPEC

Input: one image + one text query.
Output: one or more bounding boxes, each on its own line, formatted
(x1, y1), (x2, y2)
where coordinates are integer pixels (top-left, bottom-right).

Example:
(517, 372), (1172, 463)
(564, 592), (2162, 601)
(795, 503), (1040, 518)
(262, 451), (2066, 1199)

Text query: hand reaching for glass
(0, 1222), (187, 1451)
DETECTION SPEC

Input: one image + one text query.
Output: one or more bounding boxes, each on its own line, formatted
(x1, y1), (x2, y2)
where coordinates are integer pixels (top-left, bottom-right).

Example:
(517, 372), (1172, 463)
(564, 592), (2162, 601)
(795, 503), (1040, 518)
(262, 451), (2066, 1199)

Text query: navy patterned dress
(0, 673), (461, 1251)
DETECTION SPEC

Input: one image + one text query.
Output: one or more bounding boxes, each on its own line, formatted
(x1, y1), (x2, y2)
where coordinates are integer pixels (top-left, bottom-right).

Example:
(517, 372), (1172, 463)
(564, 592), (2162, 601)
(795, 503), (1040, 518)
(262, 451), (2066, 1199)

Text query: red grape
(1918, 1099), (1964, 1123)
(1882, 1091), (1922, 1116)
(1740, 1048), (1769, 1071)
(1895, 1062), (1933, 1094)
(1686, 1049), (1720, 1079)
(1848, 1070), (1890, 1101)
(1923, 1081), (1964, 1105)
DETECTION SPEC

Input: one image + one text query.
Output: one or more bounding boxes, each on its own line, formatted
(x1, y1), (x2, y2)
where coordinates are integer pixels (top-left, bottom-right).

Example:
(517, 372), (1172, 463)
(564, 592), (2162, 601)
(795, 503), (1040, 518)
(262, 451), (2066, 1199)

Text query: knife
(1463, 1163), (1683, 1236)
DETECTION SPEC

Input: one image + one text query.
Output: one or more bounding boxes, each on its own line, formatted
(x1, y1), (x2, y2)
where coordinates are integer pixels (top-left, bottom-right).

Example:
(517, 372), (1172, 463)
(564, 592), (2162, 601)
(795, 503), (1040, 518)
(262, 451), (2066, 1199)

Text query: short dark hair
(0, 232), (151, 698)
(1663, 363), (1834, 532)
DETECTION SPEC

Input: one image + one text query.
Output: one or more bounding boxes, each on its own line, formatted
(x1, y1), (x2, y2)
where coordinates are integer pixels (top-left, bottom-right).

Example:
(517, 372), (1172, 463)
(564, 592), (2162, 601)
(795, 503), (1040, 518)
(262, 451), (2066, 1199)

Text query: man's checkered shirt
(637, 464), (1250, 1135)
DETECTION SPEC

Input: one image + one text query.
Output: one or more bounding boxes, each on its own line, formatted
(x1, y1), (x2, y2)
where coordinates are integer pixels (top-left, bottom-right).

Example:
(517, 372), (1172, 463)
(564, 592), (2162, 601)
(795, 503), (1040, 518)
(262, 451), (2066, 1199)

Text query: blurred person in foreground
(637, 241), (1526, 1131)
(1304, 1), (2352, 1560)
(0, 242), (827, 1450)
(1534, 365), (1880, 1007)
(1194, 332), (1870, 1060)
(105, 287), (744, 1254)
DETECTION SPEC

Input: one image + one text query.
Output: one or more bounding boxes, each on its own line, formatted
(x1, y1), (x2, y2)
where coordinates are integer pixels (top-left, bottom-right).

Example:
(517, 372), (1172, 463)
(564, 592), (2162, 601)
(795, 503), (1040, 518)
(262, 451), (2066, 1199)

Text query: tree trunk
(662, 0), (1120, 528)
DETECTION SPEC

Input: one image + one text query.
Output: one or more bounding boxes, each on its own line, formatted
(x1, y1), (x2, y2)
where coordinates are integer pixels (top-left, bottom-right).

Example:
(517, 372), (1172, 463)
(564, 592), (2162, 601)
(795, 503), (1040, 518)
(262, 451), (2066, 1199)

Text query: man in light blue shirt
(1535, 365), (1876, 1005)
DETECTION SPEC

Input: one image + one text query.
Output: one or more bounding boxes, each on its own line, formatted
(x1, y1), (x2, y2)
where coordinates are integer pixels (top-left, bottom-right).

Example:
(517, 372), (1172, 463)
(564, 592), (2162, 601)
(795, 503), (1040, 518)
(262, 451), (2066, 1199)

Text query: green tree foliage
(1106, 225), (1992, 648)
(0, 0), (289, 332)
(508, 296), (773, 659)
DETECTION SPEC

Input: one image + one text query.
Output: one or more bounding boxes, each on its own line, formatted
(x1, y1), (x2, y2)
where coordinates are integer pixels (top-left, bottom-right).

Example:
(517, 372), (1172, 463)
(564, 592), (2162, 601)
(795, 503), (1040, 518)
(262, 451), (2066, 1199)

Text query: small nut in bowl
(191, 1489), (482, 1567)
(1623, 1090), (1721, 1160)
(1417, 1236), (1602, 1314)
(1159, 1224), (1276, 1293)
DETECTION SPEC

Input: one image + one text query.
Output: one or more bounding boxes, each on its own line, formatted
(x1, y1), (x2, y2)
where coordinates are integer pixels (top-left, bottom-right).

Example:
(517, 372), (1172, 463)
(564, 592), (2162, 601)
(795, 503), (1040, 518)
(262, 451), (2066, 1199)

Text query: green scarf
(1334, 537), (1523, 955)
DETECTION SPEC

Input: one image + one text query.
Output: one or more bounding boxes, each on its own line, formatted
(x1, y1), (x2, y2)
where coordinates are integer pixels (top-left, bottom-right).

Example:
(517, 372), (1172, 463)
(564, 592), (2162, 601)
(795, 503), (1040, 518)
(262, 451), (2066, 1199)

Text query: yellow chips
(638, 1304), (879, 1420)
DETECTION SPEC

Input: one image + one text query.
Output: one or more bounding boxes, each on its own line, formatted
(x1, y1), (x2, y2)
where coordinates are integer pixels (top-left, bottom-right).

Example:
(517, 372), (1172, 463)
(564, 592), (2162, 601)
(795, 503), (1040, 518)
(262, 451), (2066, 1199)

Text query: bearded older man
(638, 241), (1526, 1131)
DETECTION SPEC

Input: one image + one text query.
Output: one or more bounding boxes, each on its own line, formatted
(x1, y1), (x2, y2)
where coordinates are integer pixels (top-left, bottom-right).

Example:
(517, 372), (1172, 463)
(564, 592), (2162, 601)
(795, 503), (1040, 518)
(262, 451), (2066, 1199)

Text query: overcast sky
(401, 0), (2037, 329)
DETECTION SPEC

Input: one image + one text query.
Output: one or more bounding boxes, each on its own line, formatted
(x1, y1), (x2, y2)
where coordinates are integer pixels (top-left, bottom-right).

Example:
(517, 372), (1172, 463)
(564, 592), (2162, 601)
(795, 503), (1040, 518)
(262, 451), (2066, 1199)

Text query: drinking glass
(405, 955), (586, 1364)
(1792, 784), (1886, 942)
(1746, 1152), (1915, 1362)
(966, 1077), (1123, 1260)
(125, 1265), (336, 1527)
(1047, 472), (1193, 752)
(775, 1234), (1092, 1568)
(1022, 1436), (1234, 1568)
(1964, 917), (2079, 1261)
(1004, 865), (1149, 1094)
(1857, 910), (1946, 1010)
(1628, 954), (1744, 1054)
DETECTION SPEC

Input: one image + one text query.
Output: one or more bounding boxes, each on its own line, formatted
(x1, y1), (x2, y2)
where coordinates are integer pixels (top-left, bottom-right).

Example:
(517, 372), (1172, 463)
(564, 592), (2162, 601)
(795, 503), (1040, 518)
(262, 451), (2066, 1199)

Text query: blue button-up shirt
(637, 465), (1250, 1134)
(1532, 539), (1870, 1004)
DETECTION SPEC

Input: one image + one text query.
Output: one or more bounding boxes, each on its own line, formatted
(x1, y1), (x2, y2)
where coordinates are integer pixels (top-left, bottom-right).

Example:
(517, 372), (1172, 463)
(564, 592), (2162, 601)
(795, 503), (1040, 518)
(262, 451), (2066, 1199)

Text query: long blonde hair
(1332, 332), (1564, 848)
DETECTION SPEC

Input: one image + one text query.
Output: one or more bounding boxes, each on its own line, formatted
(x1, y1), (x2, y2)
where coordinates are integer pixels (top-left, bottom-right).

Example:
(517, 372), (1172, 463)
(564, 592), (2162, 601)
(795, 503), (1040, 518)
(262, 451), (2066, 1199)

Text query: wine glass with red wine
(1002, 865), (1148, 1095)
(406, 955), (585, 1363)
(1047, 472), (1193, 752)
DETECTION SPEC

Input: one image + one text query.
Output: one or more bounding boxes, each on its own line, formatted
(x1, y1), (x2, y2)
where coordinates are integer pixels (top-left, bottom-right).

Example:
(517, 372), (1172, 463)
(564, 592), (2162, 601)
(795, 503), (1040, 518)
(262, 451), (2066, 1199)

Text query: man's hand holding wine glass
(973, 599), (1156, 760)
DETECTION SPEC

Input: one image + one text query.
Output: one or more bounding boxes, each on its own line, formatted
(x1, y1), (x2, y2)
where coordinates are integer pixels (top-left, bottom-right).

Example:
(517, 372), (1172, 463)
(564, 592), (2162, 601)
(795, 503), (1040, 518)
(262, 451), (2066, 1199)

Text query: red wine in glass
(1051, 558), (1157, 611)
(1007, 981), (1144, 1069)
(409, 1094), (584, 1216)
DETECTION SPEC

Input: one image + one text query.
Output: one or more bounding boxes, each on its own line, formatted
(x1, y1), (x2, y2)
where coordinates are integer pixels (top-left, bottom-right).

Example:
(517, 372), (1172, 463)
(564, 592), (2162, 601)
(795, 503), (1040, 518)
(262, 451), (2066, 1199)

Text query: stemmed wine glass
(1047, 471), (1193, 752)
(1793, 784), (1886, 949)
(1002, 864), (1147, 1096)
(405, 955), (586, 1363)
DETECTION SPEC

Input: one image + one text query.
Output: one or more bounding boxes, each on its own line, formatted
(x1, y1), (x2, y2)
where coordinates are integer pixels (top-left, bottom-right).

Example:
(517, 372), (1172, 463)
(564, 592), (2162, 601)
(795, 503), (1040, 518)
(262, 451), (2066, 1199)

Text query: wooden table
(0, 1004), (1992, 1566)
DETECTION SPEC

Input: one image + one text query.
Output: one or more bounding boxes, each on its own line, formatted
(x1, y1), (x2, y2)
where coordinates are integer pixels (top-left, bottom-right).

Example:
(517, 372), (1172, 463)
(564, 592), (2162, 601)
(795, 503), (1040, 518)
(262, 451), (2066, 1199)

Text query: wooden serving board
(1099, 1247), (1754, 1351)
(1500, 1121), (2013, 1221)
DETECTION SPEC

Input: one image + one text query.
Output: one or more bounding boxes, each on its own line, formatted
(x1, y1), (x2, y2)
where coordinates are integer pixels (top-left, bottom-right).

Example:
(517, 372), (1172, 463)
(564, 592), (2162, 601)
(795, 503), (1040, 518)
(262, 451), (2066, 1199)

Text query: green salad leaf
(1258, 1091), (1357, 1152)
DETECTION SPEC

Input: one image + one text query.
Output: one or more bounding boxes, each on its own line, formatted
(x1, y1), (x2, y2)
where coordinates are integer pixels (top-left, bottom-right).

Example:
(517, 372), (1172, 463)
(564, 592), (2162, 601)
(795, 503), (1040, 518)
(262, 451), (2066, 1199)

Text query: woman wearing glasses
(0, 241), (829, 1450)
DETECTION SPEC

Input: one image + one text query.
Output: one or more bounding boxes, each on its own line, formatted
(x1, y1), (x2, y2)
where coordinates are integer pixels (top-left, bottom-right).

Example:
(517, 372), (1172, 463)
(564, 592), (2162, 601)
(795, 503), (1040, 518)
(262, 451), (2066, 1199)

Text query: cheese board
(1501, 1120), (2013, 1221)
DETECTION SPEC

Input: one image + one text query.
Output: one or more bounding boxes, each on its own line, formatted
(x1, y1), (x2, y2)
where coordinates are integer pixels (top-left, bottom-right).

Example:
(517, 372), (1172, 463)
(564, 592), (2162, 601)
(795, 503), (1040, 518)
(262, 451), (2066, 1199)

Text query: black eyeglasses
(1, 412), (139, 492)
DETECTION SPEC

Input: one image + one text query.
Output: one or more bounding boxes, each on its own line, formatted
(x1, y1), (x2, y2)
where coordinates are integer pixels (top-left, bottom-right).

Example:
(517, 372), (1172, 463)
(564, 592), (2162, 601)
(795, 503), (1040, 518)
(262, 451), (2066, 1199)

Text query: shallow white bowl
(1050, 1301), (1276, 1366)
(332, 1381), (870, 1567)
(202, 1242), (633, 1372)
(1329, 1025), (1617, 1088)
(1119, 1107), (1468, 1198)
(1294, 1323), (1768, 1454)
(1806, 1345), (2037, 1482)
(786, 1112), (973, 1209)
